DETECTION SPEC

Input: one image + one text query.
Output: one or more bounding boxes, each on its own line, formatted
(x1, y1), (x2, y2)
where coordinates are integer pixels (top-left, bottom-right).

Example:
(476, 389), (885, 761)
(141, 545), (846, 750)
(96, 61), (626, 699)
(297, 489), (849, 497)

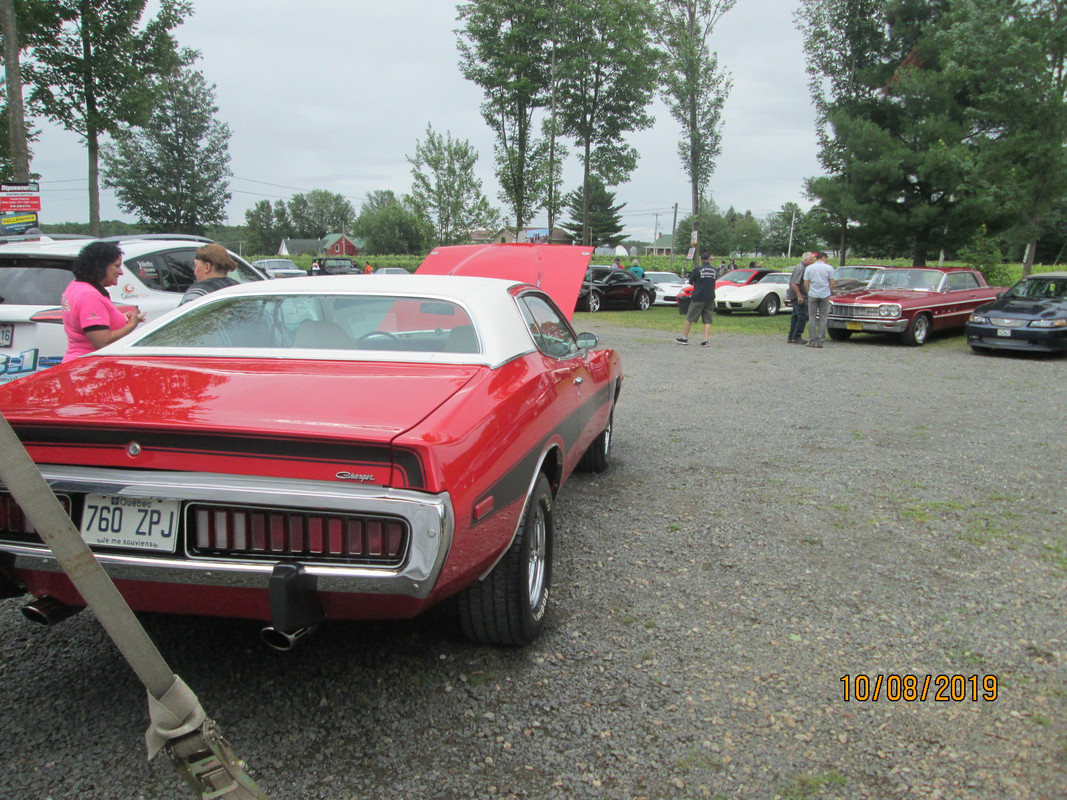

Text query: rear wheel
(828, 328), (852, 341)
(757, 293), (781, 316)
(902, 313), (932, 346)
(457, 474), (554, 645)
(634, 290), (651, 310)
(578, 409), (613, 472)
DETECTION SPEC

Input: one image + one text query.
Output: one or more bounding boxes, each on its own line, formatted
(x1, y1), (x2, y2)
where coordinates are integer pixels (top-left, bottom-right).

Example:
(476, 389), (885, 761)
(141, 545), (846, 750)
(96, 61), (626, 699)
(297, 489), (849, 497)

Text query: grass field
(573, 303), (966, 350)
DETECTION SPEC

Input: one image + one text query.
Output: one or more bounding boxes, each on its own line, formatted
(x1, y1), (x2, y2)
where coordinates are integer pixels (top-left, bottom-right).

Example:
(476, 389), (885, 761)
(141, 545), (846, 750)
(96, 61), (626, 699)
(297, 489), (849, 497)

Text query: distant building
(322, 233), (360, 257)
(645, 234), (674, 256)
(278, 238), (322, 256)
(487, 227), (574, 245)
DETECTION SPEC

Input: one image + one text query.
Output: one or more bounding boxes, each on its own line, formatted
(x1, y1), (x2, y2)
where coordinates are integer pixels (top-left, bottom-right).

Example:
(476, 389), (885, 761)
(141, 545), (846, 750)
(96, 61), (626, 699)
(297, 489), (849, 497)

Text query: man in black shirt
(676, 253), (717, 347)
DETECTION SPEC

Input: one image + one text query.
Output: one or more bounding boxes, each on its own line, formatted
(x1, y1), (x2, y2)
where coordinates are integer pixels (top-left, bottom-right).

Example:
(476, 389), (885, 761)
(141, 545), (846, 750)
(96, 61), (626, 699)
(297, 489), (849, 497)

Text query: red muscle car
(827, 267), (1005, 346)
(0, 244), (621, 649)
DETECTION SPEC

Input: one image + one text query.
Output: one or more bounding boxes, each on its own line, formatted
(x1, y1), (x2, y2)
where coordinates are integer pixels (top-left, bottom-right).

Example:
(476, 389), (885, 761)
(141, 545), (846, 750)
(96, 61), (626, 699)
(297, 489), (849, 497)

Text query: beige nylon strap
(0, 414), (205, 758)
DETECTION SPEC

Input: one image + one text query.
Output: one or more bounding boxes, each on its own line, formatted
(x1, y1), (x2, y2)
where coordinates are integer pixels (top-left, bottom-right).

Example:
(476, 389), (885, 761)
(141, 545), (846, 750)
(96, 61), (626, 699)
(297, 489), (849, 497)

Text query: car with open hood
(966, 271), (1067, 354)
(0, 243), (621, 650)
(827, 267), (1004, 346)
(576, 265), (656, 312)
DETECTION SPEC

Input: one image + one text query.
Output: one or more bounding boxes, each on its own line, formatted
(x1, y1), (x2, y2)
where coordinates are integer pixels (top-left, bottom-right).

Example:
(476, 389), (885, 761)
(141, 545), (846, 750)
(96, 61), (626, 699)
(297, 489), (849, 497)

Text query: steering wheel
(357, 331), (399, 347)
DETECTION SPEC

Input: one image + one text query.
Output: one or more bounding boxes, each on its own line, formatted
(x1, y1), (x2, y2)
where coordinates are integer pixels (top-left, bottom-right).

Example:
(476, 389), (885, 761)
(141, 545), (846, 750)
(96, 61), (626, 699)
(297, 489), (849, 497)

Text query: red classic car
(827, 267), (1005, 346)
(0, 244), (621, 649)
(715, 267), (777, 290)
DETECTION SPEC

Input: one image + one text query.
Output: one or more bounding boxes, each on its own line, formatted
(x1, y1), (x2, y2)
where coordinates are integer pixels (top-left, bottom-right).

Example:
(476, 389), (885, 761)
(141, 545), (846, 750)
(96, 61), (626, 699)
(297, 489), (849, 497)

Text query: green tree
(100, 67), (229, 235)
(555, 0), (661, 245)
(243, 199), (290, 255)
(730, 209), (762, 255)
(407, 124), (498, 246)
(656, 0), (734, 269)
(286, 189), (355, 240)
(457, 0), (551, 232)
(675, 198), (731, 256)
(22, 0), (191, 235)
(561, 175), (625, 246)
(762, 202), (815, 257)
(353, 190), (431, 255)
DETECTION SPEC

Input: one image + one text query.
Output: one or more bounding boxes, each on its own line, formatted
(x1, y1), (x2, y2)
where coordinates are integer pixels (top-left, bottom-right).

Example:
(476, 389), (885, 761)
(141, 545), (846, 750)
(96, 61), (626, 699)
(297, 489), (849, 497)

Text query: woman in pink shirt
(61, 241), (145, 362)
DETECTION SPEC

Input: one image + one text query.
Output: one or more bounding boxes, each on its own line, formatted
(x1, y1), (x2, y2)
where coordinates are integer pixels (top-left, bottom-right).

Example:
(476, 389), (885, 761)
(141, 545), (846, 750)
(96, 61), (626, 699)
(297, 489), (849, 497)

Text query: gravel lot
(1, 323), (1065, 800)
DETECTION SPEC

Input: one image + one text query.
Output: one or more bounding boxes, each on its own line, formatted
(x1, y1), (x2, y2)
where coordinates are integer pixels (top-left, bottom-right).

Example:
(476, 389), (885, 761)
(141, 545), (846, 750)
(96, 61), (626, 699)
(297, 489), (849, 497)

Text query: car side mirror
(576, 332), (598, 350)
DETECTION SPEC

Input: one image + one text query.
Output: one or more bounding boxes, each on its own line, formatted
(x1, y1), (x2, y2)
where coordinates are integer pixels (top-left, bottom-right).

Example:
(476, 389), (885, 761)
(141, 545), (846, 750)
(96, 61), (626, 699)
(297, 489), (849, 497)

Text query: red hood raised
(416, 243), (593, 320)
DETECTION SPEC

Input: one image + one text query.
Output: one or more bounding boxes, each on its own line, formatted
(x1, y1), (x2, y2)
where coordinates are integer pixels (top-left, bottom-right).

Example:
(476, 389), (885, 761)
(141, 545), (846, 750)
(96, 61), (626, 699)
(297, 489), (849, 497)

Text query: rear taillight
(188, 505), (408, 566)
(0, 491), (71, 539)
(28, 307), (64, 323)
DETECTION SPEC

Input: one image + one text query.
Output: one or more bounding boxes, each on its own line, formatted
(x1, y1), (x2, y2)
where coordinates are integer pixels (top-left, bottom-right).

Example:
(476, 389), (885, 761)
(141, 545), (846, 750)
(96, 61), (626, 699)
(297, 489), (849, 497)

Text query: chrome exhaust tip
(260, 624), (318, 652)
(21, 596), (83, 626)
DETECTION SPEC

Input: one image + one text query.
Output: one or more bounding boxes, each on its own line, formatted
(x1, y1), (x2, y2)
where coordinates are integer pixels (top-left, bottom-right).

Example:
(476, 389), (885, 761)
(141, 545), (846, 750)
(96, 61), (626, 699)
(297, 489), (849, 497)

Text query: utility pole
(787, 208), (796, 259)
(668, 203), (678, 272)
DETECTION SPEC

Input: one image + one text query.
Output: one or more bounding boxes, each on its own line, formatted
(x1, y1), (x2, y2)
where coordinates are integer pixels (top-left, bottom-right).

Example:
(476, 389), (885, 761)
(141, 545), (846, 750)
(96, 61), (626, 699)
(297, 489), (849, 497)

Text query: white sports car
(714, 272), (792, 316)
(645, 271), (688, 305)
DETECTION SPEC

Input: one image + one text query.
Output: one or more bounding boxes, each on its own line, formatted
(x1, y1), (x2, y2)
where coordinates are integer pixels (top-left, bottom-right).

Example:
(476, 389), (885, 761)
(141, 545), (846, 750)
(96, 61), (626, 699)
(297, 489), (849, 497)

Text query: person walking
(803, 251), (836, 348)
(787, 252), (815, 344)
(676, 253), (717, 347)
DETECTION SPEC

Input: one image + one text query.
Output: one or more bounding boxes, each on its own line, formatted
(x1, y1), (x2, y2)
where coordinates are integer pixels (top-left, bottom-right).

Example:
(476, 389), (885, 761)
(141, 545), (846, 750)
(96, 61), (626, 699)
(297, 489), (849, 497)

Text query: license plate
(996, 328), (1012, 337)
(846, 321), (863, 331)
(0, 323), (12, 347)
(80, 495), (181, 553)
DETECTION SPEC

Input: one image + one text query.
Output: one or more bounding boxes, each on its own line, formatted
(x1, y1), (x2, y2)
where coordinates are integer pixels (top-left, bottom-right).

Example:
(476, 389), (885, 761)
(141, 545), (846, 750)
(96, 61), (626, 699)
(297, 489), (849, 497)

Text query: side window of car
(519, 294), (579, 359)
(946, 273), (979, 291)
(157, 249), (198, 292)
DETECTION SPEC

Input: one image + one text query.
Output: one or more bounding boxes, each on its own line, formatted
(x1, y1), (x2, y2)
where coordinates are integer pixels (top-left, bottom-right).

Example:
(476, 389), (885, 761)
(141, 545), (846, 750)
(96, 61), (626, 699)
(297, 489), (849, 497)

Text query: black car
(966, 271), (1067, 354)
(577, 266), (657, 312)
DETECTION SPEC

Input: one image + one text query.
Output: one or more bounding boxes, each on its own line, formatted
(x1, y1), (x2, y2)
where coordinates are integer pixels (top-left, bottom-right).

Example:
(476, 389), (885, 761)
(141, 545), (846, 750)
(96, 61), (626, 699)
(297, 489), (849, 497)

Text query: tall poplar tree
(555, 0), (661, 245)
(101, 67), (230, 234)
(656, 0), (734, 269)
(23, 0), (191, 234)
(457, 0), (551, 233)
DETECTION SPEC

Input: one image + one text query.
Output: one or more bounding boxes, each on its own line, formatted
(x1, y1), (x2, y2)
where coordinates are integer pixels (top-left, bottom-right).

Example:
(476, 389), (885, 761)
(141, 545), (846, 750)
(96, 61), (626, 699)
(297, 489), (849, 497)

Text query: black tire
(587, 292), (602, 312)
(757, 293), (781, 316)
(578, 409), (613, 472)
(902, 313), (932, 346)
(634, 290), (651, 311)
(828, 328), (852, 341)
(457, 473), (553, 645)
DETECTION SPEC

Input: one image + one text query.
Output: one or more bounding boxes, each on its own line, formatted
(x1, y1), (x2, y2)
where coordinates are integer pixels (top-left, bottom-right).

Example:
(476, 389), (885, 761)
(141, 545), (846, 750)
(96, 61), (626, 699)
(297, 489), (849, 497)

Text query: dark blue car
(966, 271), (1067, 354)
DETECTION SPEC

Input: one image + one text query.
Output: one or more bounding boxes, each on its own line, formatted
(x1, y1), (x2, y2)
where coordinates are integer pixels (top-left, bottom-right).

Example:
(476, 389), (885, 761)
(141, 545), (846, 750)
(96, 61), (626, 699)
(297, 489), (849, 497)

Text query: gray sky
(31, 0), (823, 243)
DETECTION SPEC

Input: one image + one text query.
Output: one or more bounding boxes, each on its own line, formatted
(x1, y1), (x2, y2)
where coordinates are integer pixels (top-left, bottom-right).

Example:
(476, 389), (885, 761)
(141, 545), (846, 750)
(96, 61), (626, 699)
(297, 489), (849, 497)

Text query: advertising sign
(2, 212), (40, 235)
(0, 195), (41, 212)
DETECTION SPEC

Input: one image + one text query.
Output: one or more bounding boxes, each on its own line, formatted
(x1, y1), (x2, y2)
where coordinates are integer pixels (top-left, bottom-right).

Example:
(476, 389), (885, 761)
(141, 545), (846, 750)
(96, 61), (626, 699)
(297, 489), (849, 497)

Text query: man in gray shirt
(803, 251), (836, 348)
(787, 251), (815, 344)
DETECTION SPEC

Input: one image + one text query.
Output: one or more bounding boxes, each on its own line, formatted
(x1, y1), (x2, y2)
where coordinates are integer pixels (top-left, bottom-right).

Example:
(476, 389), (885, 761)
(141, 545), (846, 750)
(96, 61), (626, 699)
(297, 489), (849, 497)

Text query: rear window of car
(134, 294), (479, 353)
(0, 261), (74, 305)
(719, 270), (755, 282)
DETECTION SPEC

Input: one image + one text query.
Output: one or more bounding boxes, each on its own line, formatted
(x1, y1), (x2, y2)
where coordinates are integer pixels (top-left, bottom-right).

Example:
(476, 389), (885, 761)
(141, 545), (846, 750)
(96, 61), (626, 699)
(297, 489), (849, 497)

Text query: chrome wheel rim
(527, 503), (546, 605)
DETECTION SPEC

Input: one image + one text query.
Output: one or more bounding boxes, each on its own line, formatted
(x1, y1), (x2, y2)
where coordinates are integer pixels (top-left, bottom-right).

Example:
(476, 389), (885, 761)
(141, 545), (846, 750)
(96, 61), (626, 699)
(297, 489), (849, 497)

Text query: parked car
(832, 265), (885, 294)
(253, 258), (305, 279)
(966, 271), (1067, 354)
(715, 267), (777, 290)
(645, 271), (687, 305)
(318, 257), (359, 274)
(0, 244), (620, 649)
(827, 267), (1004, 346)
(714, 272), (792, 316)
(375, 267), (409, 275)
(0, 234), (264, 385)
(577, 265), (657, 312)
